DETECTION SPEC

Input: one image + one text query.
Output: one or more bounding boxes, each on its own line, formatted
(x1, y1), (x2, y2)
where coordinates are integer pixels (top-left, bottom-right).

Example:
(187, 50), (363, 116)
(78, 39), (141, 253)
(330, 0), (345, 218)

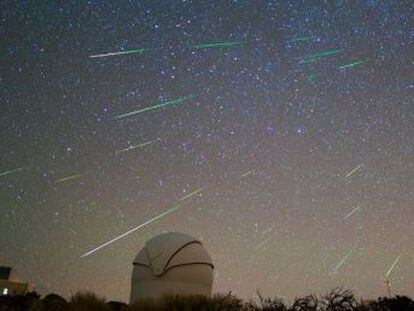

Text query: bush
(0, 289), (412, 311)
(321, 288), (358, 311)
(290, 295), (319, 311)
(129, 293), (244, 311)
(42, 293), (68, 311)
(68, 292), (110, 311)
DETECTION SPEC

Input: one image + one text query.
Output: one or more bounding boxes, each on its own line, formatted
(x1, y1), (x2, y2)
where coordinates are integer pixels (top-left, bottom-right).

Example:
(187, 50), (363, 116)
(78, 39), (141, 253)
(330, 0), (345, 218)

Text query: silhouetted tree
(368, 295), (414, 311)
(42, 293), (68, 311)
(321, 288), (358, 311)
(1, 292), (42, 311)
(290, 295), (319, 311)
(0, 289), (412, 311)
(107, 300), (128, 311)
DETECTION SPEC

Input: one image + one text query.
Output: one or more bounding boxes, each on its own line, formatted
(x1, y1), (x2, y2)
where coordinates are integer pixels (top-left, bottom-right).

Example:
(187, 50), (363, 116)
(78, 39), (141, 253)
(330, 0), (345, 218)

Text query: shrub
(68, 292), (110, 311)
(321, 288), (358, 311)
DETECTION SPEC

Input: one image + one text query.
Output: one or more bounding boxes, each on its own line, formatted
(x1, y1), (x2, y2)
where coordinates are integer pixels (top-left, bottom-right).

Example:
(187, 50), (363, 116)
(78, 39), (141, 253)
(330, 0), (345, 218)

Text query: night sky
(1, 0), (413, 303)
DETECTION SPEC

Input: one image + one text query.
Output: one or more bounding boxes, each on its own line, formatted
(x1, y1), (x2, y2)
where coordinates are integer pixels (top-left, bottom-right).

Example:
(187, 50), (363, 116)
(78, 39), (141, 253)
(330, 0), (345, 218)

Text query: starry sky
(0, 0), (413, 303)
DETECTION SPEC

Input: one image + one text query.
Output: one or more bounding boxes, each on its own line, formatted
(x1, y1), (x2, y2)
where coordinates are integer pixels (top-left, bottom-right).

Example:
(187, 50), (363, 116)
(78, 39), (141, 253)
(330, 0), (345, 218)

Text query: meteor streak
(330, 244), (356, 276)
(339, 60), (368, 70)
(345, 163), (365, 178)
(262, 225), (276, 235)
(190, 41), (242, 49)
(306, 73), (321, 81)
(255, 238), (270, 250)
(89, 48), (148, 58)
(386, 254), (401, 277)
(241, 170), (253, 178)
(344, 203), (364, 220)
(0, 167), (23, 177)
(179, 188), (203, 201)
(302, 49), (343, 63)
(290, 36), (313, 43)
(117, 138), (159, 154)
(114, 95), (198, 120)
(55, 174), (82, 183)
(80, 200), (192, 258)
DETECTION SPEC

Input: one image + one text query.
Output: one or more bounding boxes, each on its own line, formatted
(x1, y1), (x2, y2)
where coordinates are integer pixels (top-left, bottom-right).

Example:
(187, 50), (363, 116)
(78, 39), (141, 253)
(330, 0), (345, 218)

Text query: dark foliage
(129, 292), (245, 311)
(364, 295), (414, 311)
(321, 288), (358, 311)
(0, 289), (412, 311)
(244, 291), (287, 311)
(290, 295), (319, 311)
(107, 301), (129, 311)
(42, 294), (68, 311)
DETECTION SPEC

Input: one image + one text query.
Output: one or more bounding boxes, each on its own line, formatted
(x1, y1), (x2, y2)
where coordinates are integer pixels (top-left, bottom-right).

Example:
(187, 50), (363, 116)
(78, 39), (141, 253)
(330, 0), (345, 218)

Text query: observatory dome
(130, 232), (214, 303)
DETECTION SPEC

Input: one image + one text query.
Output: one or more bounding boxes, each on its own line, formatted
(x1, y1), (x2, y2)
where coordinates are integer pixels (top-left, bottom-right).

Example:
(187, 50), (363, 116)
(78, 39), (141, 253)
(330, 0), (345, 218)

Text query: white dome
(130, 232), (214, 303)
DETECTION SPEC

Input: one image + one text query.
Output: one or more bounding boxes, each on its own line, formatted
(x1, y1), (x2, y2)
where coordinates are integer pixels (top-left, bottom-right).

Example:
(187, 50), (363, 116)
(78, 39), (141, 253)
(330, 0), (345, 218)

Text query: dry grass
(0, 288), (412, 311)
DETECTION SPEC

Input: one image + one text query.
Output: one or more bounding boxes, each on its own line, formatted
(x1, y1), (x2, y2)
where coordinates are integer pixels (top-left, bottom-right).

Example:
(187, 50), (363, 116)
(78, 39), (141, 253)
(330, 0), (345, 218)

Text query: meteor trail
(345, 163), (365, 178)
(117, 138), (159, 154)
(55, 174), (82, 183)
(262, 225), (276, 235)
(290, 36), (313, 43)
(306, 73), (320, 81)
(330, 244), (357, 276)
(80, 200), (192, 258)
(310, 49), (343, 58)
(0, 167), (23, 177)
(190, 41), (242, 49)
(386, 254), (401, 277)
(302, 49), (343, 63)
(89, 48), (148, 58)
(255, 238), (270, 250)
(344, 203), (364, 220)
(339, 60), (368, 70)
(179, 188), (203, 201)
(114, 94), (198, 120)
(241, 170), (253, 178)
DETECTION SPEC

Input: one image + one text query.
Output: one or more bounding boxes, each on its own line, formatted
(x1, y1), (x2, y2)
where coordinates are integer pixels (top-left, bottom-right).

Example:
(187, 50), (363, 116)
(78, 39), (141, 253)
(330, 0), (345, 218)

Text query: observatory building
(0, 266), (29, 296)
(130, 232), (214, 303)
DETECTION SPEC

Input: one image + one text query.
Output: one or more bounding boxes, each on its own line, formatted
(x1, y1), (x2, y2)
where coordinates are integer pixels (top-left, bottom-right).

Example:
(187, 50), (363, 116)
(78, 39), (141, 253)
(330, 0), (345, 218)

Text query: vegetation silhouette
(0, 288), (412, 311)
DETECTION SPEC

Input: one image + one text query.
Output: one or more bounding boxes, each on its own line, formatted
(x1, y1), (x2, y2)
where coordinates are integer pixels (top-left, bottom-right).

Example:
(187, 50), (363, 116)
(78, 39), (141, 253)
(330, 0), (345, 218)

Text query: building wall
(0, 280), (28, 296)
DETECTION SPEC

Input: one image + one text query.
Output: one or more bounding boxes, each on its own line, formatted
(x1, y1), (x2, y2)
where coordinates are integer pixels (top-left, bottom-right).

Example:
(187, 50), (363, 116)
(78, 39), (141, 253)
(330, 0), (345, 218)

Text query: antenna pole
(384, 279), (391, 297)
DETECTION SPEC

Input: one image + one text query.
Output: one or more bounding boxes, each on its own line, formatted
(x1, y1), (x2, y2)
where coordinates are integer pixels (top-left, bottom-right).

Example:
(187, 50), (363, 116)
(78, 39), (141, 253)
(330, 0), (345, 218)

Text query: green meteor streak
(117, 138), (159, 154)
(114, 94), (198, 120)
(310, 49), (343, 58)
(179, 188), (204, 201)
(386, 254), (401, 277)
(190, 41), (242, 49)
(330, 244), (357, 276)
(345, 163), (365, 178)
(241, 170), (253, 178)
(303, 49), (343, 63)
(306, 73), (321, 81)
(339, 60), (368, 70)
(343, 203), (364, 220)
(0, 167), (23, 177)
(80, 199), (193, 258)
(89, 48), (148, 58)
(290, 36), (313, 43)
(55, 174), (82, 183)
